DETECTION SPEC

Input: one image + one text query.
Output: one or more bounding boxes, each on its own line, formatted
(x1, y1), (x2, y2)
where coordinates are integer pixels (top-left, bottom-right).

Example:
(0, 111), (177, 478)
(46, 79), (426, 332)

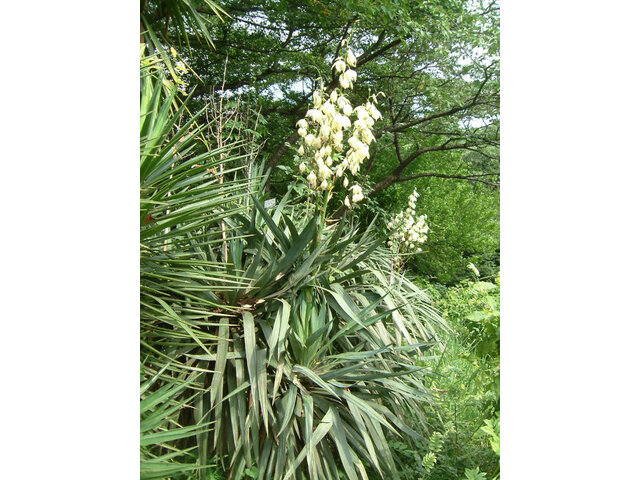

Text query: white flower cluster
(295, 46), (382, 208)
(386, 189), (429, 254)
(467, 262), (480, 277)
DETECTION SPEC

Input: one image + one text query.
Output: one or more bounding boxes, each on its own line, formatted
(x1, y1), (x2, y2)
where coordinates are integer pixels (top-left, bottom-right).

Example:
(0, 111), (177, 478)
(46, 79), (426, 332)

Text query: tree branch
(395, 172), (499, 187)
(384, 65), (497, 133)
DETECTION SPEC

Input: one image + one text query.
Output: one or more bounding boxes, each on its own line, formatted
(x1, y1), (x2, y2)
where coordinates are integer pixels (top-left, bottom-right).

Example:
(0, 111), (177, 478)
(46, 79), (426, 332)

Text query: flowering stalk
(387, 189), (429, 267)
(294, 44), (382, 215)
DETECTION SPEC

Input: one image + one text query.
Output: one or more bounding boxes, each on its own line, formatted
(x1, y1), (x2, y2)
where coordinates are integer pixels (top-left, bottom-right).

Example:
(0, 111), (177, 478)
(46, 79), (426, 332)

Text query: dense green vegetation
(140, 1), (499, 479)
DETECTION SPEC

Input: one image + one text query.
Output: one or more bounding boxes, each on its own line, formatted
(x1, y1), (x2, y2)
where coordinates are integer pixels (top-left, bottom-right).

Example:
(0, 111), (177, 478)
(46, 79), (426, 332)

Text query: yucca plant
(140, 44), (447, 480)
(141, 0), (228, 49)
(205, 194), (447, 480)
(140, 48), (254, 478)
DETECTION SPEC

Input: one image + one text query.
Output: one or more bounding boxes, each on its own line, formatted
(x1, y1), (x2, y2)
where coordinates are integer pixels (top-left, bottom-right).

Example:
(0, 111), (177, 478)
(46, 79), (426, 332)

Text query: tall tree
(156, 0), (500, 197)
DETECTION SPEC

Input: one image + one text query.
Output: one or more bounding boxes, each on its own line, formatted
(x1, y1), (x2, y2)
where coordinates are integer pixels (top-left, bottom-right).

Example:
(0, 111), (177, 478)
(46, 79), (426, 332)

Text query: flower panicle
(294, 44), (384, 208)
(387, 189), (429, 254)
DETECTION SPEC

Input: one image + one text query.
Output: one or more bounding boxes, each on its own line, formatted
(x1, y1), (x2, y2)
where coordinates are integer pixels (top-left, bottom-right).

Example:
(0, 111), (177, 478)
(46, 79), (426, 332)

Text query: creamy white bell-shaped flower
(344, 69), (357, 82)
(306, 109), (323, 122)
(321, 102), (336, 116)
(332, 58), (346, 73)
(346, 49), (357, 67)
(332, 130), (343, 144)
(318, 164), (331, 180)
(307, 171), (317, 187)
(313, 91), (323, 107)
(369, 105), (382, 120)
(361, 129), (374, 144)
(347, 136), (363, 149)
(354, 106), (369, 120)
(351, 185), (364, 203)
(354, 119), (367, 131)
(337, 115), (351, 130)
(350, 148), (366, 163)
(319, 124), (330, 140)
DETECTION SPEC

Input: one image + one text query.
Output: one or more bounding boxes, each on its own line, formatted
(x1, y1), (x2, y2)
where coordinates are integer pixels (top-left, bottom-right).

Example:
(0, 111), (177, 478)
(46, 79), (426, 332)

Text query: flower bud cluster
(296, 47), (382, 207)
(386, 190), (429, 254)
